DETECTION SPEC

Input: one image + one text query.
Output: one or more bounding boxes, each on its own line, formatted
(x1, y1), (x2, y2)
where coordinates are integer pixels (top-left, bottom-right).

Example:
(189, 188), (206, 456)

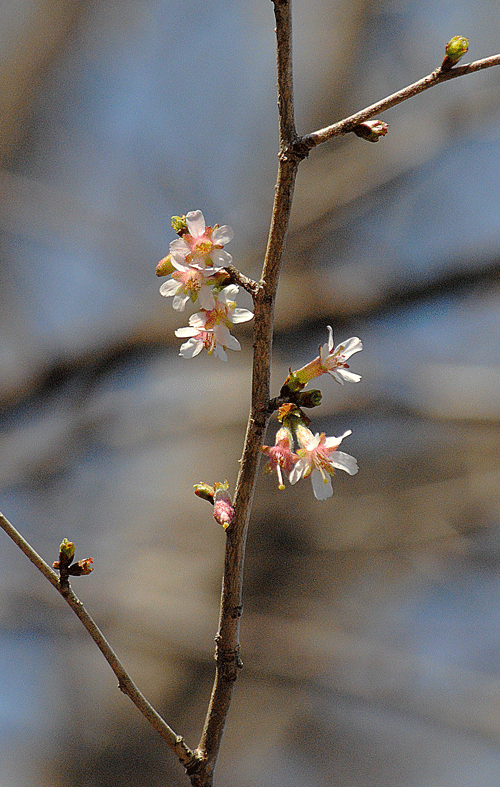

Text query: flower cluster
(261, 327), (362, 501)
(157, 210), (253, 361)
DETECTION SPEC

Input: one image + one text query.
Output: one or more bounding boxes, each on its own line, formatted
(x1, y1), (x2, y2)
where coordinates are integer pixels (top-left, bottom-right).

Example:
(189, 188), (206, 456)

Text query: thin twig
(224, 264), (259, 295)
(296, 53), (500, 154)
(0, 511), (196, 772)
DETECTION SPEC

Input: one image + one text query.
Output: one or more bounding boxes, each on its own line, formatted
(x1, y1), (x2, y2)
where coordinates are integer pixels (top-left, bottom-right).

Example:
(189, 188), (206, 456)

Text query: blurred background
(1, 1), (500, 785)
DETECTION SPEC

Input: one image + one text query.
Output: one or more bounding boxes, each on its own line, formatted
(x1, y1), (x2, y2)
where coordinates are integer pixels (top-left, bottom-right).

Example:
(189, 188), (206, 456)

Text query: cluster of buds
(261, 327), (363, 501)
(53, 538), (93, 590)
(156, 211), (253, 361)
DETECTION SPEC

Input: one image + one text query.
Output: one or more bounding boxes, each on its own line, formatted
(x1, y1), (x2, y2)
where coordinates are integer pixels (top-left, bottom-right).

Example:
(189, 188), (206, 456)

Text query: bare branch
(296, 53), (500, 154)
(0, 511), (196, 773)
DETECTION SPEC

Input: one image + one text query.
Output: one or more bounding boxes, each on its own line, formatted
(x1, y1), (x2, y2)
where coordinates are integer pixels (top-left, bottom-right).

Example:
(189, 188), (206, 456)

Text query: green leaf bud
(55, 538), (75, 569)
(441, 36), (469, 70)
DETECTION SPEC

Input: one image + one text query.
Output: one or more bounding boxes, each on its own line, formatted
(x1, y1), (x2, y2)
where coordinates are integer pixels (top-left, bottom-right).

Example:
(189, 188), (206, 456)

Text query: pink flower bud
(213, 482), (236, 530)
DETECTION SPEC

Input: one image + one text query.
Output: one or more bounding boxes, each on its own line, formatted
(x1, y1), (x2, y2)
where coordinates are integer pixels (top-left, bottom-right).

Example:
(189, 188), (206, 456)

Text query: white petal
(289, 460), (306, 485)
(170, 257), (191, 272)
(213, 324), (241, 351)
(330, 451), (358, 475)
(320, 325), (335, 362)
(223, 333), (241, 351)
(202, 265), (222, 277)
(186, 210), (205, 237)
(218, 284), (239, 302)
(179, 338), (203, 358)
(324, 430), (352, 449)
(198, 287), (216, 310)
(188, 312), (206, 329)
(231, 308), (254, 324)
(336, 337), (363, 359)
(159, 279), (180, 297)
(172, 293), (190, 311)
(311, 470), (333, 500)
(212, 225), (233, 245)
(175, 326), (199, 337)
(169, 238), (189, 258)
(211, 249), (233, 267)
(213, 345), (228, 361)
(331, 369), (362, 384)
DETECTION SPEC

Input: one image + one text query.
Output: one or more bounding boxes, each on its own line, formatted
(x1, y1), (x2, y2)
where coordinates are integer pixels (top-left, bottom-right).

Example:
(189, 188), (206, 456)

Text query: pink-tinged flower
(261, 426), (298, 490)
(189, 284), (253, 330)
(283, 327), (362, 390)
(169, 210), (233, 269)
(159, 264), (217, 312)
(174, 285), (253, 360)
(319, 326), (362, 384)
(289, 425), (358, 501)
(174, 326), (241, 362)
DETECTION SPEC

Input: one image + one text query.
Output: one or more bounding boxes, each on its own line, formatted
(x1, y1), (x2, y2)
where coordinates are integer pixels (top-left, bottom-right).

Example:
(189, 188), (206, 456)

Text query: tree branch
(0, 511), (196, 773)
(193, 1), (300, 784)
(296, 53), (500, 154)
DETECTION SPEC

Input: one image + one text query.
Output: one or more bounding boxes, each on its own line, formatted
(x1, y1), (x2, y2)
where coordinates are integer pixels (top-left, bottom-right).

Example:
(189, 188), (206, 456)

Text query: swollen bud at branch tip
(59, 538), (75, 562)
(53, 538), (75, 569)
(441, 36), (469, 70)
(353, 120), (389, 143)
